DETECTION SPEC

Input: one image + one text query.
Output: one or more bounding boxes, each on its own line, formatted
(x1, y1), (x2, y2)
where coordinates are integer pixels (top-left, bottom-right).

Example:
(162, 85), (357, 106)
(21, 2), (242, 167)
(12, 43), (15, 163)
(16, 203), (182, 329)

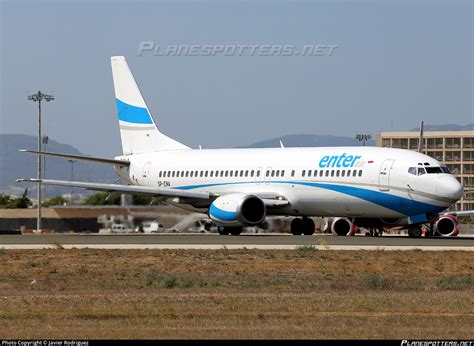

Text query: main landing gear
(407, 225), (422, 238)
(217, 227), (243, 236)
(290, 217), (315, 235)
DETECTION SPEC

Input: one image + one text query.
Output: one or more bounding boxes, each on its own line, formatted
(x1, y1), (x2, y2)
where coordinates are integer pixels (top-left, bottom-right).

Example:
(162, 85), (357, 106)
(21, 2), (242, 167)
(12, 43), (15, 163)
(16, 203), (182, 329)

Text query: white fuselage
(114, 146), (463, 219)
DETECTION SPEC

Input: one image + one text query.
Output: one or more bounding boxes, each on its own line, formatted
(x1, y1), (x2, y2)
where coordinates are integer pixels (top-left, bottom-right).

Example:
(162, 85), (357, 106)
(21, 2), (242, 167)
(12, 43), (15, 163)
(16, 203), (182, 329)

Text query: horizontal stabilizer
(19, 149), (130, 166)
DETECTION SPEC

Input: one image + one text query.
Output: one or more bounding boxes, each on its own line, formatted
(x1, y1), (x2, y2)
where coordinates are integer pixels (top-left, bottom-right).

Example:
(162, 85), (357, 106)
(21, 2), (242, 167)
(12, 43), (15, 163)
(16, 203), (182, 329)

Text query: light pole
(28, 91), (54, 231)
(68, 159), (76, 204)
(355, 134), (372, 146)
(42, 135), (49, 200)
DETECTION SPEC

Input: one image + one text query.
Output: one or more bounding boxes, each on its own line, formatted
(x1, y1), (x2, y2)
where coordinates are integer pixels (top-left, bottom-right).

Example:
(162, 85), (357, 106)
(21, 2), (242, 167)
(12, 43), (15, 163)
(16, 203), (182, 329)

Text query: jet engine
(209, 193), (266, 227)
(434, 214), (460, 237)
(330, 217), (357, 236)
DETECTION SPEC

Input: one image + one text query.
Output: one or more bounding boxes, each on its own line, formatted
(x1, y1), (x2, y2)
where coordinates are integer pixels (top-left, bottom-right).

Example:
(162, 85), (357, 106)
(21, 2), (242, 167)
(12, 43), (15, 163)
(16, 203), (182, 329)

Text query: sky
(1, 0), (472, 157)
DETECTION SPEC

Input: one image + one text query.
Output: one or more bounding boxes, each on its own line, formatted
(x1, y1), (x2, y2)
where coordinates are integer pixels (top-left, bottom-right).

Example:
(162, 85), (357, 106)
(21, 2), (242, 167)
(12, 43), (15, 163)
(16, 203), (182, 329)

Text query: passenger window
(308, 170), (312, 177)
(275, 170), (279, 177)
(314, 170), (317, 177)
(266, 170), (270, 177)
(291, 170), (295, 177)
(325, 170), (329, 177)
(225, 171), (228, 177)
(302, 170), (306, 177)
(256, 170), (260, 177)
(352, 170), (357, 177)
(205, 171), (208, 177)
(158, 172), (162, 178)
(408, 167), (416, 175)
(281, 170), (285, 177)
(319, 170), (323, 177)
(251, 170), (254, 177)
(229, 171), (233, 177)
(331, 170), (335, 177)
(245, 170), (249, 177)
(336, 170), (340, 177)
(341, 170), (345, 177)
(271, 170), (275, 177)
(181, 171), (185, 177)
(240, 170), (244, 177)
(358, 170), (362, 177)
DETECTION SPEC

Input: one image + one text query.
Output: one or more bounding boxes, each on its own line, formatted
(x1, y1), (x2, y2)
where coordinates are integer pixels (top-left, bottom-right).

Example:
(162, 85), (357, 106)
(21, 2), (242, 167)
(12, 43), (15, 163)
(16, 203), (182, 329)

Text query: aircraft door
(142, 162), (151, 179)
(264, 166), (272, 185)
(256, 166), (263, 184)
(379, 159), (394, 191)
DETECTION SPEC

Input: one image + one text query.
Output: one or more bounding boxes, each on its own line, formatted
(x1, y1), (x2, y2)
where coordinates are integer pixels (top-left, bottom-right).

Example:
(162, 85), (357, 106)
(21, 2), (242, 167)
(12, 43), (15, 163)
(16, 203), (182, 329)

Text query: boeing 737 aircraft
(18, 56), (467, 237)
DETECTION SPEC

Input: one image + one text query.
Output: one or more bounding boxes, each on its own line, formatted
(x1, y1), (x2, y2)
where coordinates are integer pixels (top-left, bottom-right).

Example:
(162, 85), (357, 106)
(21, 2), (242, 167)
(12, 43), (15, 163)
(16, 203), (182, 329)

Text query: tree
(42, 196), (68, 207)
(132, 195), (154, 205)
(82, 192), (121, 206)
(0, 192), (32, 209)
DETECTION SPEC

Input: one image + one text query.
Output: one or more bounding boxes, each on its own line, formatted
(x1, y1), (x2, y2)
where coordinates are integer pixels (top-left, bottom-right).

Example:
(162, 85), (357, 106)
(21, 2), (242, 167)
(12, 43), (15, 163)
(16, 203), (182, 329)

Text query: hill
(0, 134), (116, 198)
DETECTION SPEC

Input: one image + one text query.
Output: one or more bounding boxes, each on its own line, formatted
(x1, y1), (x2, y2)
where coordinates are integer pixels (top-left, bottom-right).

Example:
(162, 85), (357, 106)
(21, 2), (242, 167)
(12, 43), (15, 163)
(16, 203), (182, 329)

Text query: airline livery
(18, 56), (466, 237)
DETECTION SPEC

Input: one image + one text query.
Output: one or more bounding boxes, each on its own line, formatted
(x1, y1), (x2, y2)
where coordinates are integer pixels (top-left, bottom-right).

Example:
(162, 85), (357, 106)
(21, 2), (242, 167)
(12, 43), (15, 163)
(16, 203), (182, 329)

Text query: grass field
(0, 248), (472, 339)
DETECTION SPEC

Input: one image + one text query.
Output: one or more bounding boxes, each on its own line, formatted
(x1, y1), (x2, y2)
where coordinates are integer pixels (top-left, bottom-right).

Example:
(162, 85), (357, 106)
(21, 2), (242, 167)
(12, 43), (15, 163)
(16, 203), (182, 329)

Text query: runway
(1, 233), (473, 250)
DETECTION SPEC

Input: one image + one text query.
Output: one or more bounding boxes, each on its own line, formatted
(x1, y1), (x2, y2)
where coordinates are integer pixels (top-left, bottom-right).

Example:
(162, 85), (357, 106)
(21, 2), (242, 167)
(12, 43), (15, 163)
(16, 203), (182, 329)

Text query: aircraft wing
(17, 178), (291, 209)
(448, 210), (474, 217)
(17, 178), (212, 200)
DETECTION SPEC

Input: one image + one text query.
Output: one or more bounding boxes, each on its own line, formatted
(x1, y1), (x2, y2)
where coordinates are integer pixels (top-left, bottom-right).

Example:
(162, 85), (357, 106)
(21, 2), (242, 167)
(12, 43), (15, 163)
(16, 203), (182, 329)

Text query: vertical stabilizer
(111, 56), (189, 154)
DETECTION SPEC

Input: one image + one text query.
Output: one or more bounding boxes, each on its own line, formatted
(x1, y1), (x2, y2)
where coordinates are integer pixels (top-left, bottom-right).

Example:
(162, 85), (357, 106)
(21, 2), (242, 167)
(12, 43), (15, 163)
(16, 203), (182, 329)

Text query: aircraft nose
(436, 175), (464, 200)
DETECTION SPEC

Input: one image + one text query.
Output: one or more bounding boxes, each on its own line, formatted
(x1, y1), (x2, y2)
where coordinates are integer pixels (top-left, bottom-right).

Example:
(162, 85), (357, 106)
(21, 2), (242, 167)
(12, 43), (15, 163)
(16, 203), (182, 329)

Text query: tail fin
(110, 56), (189, 154)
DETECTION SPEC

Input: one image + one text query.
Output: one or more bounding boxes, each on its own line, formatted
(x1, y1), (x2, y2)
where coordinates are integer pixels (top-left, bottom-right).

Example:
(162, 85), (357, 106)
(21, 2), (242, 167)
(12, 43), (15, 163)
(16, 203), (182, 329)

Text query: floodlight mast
(355, 134), (372, 147)
(27, 91), (54, 232)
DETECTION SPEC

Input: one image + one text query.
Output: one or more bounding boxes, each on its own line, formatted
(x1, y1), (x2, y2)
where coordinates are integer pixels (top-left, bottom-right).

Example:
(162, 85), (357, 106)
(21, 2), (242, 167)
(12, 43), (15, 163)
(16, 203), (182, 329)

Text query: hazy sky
(1, 0), (472, 157)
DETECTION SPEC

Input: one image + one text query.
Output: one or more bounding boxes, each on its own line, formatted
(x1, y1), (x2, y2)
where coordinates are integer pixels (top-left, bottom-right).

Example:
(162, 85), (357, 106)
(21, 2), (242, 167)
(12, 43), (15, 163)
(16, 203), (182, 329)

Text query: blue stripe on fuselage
(209, 204), (238, 221)
(175, 181), (446, 216)
(116, 99), (153, 124)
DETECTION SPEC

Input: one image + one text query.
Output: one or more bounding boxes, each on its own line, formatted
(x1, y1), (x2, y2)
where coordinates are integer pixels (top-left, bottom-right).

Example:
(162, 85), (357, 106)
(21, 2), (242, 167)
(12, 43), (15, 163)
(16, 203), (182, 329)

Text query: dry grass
(0, 249), (472, 339)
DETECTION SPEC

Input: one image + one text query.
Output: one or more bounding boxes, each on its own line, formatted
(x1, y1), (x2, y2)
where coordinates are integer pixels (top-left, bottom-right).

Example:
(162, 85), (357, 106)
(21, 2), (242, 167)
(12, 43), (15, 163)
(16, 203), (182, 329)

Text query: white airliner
(18, 56), (466, 237)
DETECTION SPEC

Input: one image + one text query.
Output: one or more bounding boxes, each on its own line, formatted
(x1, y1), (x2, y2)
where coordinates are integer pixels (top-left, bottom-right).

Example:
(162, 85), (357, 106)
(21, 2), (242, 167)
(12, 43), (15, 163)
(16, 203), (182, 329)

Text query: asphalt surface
(0, 233), (473, 248)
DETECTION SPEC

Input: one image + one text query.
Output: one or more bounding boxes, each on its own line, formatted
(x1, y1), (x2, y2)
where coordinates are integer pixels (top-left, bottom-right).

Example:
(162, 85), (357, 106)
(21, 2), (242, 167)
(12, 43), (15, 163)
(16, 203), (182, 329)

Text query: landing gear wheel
(408, 226), (422, 238)
(302, 218), (315, 235)
(218, 227), (242, 236)
(218, 227), (229, 235)
(291, 218), (303, 235)
(229, 228), (243, 236)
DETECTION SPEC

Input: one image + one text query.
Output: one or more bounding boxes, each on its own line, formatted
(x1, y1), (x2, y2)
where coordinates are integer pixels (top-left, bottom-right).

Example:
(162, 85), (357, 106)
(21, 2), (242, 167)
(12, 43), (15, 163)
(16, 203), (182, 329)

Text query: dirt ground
(0, 248), (472, 339)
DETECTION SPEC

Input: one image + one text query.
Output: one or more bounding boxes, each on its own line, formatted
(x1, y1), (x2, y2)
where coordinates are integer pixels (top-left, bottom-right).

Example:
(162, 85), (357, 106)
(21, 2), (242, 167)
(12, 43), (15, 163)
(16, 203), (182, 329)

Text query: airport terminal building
(376, 130), (474, 212)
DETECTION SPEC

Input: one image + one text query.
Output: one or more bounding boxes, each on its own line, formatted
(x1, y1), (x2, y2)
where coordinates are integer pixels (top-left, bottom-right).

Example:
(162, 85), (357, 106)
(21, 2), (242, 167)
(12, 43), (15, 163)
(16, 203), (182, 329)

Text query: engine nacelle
(434, 214), (460, 237)
(209, 194), (266, 227)
(331, 217), (357, 236)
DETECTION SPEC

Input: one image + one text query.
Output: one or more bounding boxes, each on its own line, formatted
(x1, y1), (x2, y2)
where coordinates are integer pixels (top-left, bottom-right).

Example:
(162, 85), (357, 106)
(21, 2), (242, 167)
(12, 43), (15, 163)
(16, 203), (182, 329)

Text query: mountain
(410, 124), (473, 132)
(242, 134), (375, 148)
(0, 134), (117, 198)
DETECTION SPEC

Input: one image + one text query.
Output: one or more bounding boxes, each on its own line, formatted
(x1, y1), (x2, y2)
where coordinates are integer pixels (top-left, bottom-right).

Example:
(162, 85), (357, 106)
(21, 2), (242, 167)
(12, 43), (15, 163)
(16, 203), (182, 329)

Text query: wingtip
(16, 178), (40, 183)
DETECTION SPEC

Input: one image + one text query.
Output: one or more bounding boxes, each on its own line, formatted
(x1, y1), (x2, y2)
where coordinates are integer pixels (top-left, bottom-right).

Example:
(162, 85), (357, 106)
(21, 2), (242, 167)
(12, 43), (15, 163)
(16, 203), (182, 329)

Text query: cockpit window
(418, 168), (426, 175)
(425, 167), (443, 174)
(408, 167), (416, 175)
(441, 166), (450, 174)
